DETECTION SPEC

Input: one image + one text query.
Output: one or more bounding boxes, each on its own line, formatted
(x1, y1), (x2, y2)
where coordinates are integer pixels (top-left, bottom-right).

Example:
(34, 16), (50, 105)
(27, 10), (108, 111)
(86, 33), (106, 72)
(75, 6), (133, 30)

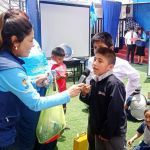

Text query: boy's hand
(81, 84), (91, 96)
(68, 83), (85, 97)
(56, 73), (67, 80)
(60, 74), (67, 79)
(98, 135), (109, 142)
(127, 139), (134, 147)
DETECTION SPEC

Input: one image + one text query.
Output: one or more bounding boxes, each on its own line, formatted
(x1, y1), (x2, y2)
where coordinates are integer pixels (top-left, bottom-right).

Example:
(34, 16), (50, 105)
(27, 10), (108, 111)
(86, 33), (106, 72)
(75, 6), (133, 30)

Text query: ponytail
(0, 9), (32, 51)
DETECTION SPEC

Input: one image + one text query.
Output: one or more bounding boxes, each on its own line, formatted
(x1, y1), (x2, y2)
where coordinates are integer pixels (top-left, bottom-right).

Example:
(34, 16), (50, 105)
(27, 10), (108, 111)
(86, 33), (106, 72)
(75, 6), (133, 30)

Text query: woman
(136, 27), (147, 65)
(19, 39), (58, 150)
(0, 9), (83, 149)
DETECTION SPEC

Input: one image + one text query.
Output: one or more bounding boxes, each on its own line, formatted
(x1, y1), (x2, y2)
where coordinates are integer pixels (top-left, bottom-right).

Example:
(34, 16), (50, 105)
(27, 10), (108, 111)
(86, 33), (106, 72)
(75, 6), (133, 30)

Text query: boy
(87, 32), (140, 100)
(80, 47), (127, 150)
(128, 108), (150, 149)
(86, 32), (140, 150)
(50, 47), (67, 113)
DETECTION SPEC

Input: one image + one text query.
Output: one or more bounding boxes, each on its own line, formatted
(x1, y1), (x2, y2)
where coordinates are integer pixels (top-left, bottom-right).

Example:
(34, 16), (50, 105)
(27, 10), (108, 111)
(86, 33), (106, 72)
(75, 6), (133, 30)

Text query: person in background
(50, 47), (68, 114)
(128, 108), (150, 150)
(80, 47), (127, 150)
(86, 32), (140, 150)
(124, 26), (138, 64)
(0, 9), (83, 150)
(135, 27), (147, 65)
(124, 87), (147, 122)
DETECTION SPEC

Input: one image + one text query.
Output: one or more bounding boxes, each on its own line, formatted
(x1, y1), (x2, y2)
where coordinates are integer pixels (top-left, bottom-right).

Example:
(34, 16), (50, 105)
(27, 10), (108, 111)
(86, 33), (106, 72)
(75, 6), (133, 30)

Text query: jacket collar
(92, 70), (113, 82)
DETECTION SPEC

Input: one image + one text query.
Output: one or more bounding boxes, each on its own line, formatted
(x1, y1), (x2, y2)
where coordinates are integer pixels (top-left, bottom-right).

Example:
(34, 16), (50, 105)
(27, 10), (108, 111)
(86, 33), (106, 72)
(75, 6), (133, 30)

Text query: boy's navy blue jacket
(80, 74), (127, 140)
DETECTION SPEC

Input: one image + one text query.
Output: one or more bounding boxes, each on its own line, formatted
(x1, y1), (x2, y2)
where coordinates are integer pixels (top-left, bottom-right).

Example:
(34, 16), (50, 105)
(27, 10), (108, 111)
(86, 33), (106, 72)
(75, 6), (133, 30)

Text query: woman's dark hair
(137, 27), (144, 33)
(0, 9), (32, 51)
(91, 32), (113, 48)
(51, 47), (65, 57)
(95, 47), (116, 65)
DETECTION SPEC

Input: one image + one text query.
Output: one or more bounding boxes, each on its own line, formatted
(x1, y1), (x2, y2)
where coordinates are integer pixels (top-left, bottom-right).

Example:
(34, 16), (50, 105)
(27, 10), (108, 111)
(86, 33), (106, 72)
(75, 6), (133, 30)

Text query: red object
(51, 63), (67, 92)
(44, 134), (60, 144)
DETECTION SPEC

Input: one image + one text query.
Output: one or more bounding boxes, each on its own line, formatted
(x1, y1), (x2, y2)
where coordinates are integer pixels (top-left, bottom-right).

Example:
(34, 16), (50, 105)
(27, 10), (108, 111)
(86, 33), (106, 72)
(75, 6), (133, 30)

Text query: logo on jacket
(22, 79), (29, 89)
(98, 91), (106, 96)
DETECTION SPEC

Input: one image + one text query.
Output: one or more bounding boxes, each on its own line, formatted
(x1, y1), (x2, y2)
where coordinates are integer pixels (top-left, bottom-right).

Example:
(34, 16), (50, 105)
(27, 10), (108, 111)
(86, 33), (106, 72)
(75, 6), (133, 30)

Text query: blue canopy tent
(26, 0), (41, 46)
(133, 3), (150, 31)
(25, 0), (150, 49)
(102, 0), (122, 46)
(24, 0), (129, 47)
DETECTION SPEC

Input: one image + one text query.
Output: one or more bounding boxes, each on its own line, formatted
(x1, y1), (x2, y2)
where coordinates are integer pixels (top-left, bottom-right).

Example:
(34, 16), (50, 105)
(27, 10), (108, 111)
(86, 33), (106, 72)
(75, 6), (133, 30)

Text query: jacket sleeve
(79, 79), (93, 105)
(100, 83), (126, 139)
(0, 68), (70, 111)
(79, 93), (90, 105)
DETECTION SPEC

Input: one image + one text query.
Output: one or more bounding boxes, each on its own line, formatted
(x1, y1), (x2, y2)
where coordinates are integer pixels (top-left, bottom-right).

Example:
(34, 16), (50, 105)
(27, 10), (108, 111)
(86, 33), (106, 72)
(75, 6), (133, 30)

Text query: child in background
(80, 47), (127, 150)
(50, 47), (67, 114)
(128, 108), (150, 150)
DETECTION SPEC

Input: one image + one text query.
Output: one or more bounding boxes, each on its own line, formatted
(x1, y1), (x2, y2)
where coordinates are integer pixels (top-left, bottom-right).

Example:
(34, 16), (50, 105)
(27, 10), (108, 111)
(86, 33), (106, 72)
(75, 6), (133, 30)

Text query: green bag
(36, 84), (66, 144)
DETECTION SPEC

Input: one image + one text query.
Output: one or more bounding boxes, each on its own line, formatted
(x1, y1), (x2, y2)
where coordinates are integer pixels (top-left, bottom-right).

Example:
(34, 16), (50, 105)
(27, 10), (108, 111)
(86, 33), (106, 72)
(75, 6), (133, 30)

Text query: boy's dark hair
(92, 32), (113, 48)
(51, 47), (65, 57)
(144, 107), (150, 115)
(95, 47), (116, 65)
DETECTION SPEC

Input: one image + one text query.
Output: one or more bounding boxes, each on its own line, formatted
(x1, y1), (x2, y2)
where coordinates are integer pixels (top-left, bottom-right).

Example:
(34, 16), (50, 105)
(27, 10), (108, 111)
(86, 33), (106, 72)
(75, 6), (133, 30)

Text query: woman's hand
(68, 83), (85, 97)
(36, 74), (49, 87)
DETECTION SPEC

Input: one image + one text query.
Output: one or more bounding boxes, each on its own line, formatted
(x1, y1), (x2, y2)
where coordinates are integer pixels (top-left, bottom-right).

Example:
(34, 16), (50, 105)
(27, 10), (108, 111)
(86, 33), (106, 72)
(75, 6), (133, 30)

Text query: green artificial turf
(55, 64), (150, 150)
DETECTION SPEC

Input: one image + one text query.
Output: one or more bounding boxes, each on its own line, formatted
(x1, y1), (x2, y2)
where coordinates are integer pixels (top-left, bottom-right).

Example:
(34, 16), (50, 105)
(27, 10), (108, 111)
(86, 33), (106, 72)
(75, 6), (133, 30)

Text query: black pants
(95, 135), (127, 150)
(126, 44), (136, 63)
(87, 119), (95, 150)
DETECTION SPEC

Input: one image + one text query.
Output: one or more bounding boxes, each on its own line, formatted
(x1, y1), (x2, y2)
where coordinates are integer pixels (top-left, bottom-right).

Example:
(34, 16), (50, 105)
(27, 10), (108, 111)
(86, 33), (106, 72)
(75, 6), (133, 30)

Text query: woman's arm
(0, 68), (83, 111)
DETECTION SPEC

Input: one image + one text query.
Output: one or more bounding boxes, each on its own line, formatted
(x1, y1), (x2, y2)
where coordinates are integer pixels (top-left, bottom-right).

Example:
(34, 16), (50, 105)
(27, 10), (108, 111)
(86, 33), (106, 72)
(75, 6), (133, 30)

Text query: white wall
(40, 2), (90, 58)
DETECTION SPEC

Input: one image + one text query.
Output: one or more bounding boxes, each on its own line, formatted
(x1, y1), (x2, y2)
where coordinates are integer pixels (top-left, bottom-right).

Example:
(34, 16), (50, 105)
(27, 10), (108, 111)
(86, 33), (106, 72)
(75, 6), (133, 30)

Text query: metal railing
(0, 0), (25, 13)
(91, 18), (126, 52)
